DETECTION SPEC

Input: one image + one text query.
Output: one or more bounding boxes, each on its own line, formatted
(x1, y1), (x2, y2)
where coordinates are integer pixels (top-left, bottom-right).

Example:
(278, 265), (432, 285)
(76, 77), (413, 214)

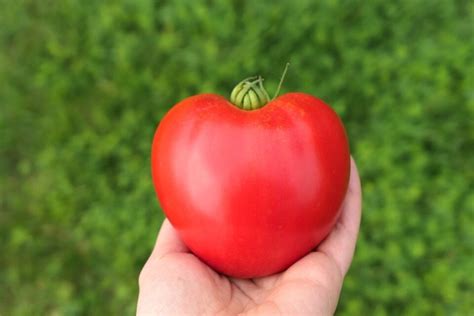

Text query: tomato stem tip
(273, 62), (290, 101)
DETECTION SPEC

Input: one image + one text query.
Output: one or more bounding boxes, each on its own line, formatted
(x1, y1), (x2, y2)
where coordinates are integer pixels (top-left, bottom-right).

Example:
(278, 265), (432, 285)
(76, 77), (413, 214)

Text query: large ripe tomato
(151, 74), (350, 278)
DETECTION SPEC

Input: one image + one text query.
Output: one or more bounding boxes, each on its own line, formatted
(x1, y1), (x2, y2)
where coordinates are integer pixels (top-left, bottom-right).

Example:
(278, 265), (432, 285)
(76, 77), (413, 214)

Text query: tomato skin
(151, 92), (350, 278)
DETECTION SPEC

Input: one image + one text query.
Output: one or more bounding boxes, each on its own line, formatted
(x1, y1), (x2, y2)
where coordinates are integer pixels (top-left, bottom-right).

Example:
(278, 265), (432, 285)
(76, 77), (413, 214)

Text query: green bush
(1, 0), (472, 314)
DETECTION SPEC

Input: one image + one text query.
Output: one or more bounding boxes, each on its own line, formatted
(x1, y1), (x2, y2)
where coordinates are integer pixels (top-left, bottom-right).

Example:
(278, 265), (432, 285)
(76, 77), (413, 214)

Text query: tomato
(151, 73), (350, 278)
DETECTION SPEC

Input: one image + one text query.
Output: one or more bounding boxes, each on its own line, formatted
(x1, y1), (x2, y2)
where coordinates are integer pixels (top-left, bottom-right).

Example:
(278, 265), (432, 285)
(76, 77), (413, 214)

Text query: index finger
(317, 157), (362, 276)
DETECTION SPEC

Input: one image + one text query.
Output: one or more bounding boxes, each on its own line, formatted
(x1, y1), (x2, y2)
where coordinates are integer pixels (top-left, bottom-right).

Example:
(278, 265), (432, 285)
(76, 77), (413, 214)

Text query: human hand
(137, 158), (362, 315)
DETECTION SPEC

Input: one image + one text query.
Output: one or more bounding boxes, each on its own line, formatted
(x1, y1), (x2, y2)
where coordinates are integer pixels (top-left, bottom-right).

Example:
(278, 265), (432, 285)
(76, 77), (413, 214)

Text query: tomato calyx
(229, 76), (270, 110)
(229, 62), (290, 111)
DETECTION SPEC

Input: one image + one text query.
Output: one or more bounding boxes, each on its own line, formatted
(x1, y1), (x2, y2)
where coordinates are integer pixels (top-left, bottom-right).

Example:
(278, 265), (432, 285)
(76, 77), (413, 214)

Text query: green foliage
(1, 0), (473, 314)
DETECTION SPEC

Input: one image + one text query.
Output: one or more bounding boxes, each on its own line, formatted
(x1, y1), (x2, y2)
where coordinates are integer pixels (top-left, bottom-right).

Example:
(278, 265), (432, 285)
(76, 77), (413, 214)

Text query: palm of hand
(138, 159), (361, 316)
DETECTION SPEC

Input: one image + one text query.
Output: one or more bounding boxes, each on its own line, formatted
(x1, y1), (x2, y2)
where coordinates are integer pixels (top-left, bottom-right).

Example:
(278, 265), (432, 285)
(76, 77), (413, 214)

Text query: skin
(138, 158), (361, 316)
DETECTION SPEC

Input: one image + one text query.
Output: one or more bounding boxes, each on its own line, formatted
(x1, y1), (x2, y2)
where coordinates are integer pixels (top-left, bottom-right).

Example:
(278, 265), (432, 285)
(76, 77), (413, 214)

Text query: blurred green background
(1, 0), (473, 315)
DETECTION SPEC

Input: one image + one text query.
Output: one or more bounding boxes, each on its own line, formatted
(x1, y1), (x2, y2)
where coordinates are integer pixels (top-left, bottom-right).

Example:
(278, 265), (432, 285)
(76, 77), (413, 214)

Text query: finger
(317, 157), (362, 276)
(139, 219), (188, 289)
(151, 218), (189, 258)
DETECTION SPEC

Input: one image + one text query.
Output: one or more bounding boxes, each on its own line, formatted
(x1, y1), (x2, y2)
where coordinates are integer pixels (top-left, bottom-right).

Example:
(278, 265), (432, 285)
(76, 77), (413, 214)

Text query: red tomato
(151, 92), (350, 278)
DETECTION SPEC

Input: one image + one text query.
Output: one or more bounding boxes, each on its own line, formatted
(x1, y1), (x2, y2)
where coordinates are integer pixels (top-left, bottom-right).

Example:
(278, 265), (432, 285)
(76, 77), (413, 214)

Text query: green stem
(229, 62), (290, 111)
(272, 62), (290, 100)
